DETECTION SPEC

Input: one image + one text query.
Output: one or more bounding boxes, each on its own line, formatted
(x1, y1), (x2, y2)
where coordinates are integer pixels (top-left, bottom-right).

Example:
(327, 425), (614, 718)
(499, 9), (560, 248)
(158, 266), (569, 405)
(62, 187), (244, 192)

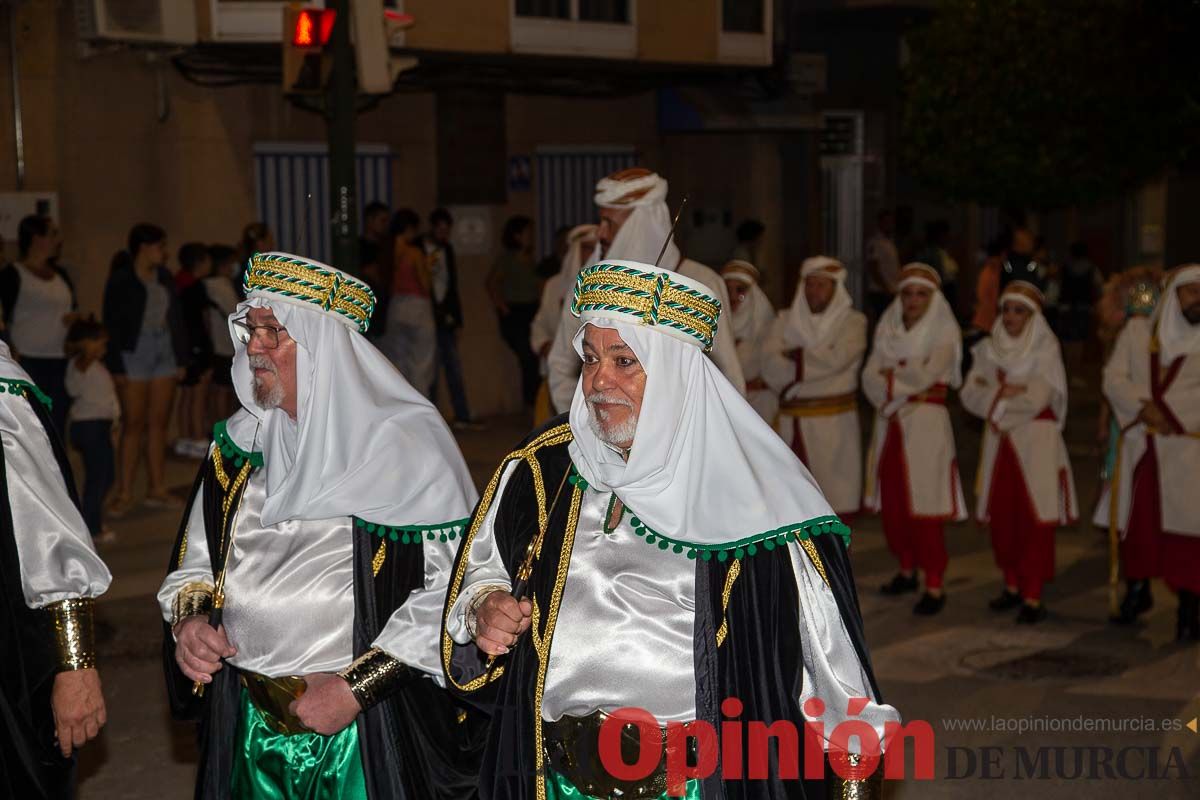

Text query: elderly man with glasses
(157, 252), (484, 800)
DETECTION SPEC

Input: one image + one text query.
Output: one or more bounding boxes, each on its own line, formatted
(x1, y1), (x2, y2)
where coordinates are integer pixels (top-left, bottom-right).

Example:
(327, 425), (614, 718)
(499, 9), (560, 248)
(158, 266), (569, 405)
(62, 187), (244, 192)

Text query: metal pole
(9, 5), (25, 190)
(326, 0), (357, 272)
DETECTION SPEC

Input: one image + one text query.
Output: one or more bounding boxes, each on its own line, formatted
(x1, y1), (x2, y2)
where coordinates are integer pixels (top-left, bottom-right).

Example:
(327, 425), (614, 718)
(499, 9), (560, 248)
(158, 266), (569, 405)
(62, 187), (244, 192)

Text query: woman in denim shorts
(102, 224), (189, 513)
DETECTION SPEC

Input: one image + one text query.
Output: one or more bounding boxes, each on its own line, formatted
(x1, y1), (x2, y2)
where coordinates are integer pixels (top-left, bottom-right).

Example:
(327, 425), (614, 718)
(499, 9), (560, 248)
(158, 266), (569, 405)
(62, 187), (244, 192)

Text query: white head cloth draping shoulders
(872, 263), (963, 388)
(223, 255), (477, 530)
(566, 261), (845, 559)
(593, 171), (681, 270)
(782, 255), (854, 350)
(1154, 265), (1200, 364)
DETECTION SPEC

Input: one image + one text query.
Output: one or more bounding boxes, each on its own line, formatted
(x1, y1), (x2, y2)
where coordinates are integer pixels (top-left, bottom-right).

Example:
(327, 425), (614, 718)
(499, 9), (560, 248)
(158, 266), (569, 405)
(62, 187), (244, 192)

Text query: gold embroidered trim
(532, 483), (583, 800)
(220, 459), (254, 556)
(372, 540), (387, 577)
(46, 598), (96, 672)
(715, 559), (742, 647)
(441, 424), (573, 693)
(338, 647), (407, 710)
(171, 581), (215, 627)
(211, 445), (230, 492)
(799, 538), (829, 586)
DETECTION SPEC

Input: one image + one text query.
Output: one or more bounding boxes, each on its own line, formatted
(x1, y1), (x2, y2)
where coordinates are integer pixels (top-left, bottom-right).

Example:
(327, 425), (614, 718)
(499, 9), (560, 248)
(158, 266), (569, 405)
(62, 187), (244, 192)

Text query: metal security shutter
(535, 146), (638, 259)
(253, 142), (392, 266)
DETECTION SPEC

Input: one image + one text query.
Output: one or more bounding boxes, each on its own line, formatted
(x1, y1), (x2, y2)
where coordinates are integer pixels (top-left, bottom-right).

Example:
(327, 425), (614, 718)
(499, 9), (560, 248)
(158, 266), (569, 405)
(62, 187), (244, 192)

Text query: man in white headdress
(1103, 265), (1200, 640)
(961, 279), (1077, 624)
(720, 259), (777, 420)
(0, 341), (111, 799)
(762, 256), (866, 518)
(863, 263), (966, 615)
(158, 252), (483, 799)
(531, 225), (598, 426)
(443, 258), (898, 799)
(545, 168), (745, 413)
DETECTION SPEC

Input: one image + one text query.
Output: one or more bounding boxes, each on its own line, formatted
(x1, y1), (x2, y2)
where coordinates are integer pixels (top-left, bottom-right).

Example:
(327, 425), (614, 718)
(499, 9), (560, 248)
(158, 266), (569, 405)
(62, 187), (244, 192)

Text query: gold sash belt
(779, 391), (858, 417)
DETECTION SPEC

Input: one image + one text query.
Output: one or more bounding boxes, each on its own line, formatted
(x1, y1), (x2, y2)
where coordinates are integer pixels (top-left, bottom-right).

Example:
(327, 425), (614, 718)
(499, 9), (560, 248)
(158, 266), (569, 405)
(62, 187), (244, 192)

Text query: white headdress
(720, 260), (775, 347)
(1154, 265), (1200, 364)
(223, 252), (478, 531)
(781, 256), (854, 350)
(872, 263), (963, 388)
(567, 260), (846, 557)
(593, 169), (680, 269)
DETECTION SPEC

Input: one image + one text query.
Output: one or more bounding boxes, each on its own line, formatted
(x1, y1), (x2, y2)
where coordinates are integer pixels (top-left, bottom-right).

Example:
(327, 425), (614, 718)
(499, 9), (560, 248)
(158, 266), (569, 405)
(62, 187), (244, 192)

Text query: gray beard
(587, 404), (638, 449)
(249, 355), (285, 409)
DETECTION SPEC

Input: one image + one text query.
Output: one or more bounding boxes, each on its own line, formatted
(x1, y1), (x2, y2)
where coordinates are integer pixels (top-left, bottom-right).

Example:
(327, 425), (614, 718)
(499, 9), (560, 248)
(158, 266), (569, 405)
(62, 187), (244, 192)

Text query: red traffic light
(292, 9), (335, 48)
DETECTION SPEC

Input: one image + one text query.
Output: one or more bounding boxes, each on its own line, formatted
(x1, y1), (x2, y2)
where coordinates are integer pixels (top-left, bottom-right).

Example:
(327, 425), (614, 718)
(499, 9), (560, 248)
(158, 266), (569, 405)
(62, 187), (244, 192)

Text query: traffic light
(283, 6), (333, 95)
(282, 3), (417, 97)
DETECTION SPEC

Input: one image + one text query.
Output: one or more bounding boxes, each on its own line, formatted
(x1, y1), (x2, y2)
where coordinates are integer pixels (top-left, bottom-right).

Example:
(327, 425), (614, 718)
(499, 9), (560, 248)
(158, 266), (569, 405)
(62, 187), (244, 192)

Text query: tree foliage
(902, 0), (1200, 209)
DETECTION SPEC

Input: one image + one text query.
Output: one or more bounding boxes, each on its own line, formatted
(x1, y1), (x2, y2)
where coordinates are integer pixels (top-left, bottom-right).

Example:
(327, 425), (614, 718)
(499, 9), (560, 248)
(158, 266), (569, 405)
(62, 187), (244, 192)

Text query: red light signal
(291, 9), (336, 49)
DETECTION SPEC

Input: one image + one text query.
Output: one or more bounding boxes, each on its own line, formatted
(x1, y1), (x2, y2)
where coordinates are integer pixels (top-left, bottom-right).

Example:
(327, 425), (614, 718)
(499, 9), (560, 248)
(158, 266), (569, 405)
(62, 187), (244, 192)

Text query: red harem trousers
(879, 418), (947, 589)
(986, 437), (1055, 600)
(1122, 438), (1200, 593)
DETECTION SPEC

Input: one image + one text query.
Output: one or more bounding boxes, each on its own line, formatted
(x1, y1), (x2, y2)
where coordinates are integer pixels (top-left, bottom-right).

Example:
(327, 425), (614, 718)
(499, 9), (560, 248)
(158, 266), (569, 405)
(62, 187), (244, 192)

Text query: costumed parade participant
(862, 263), (966, 615)
(961, 278), (1077, 623)
(158, 252), (483, 798)
(1102, 265), (1200, 639)
(443, 258), (898, 799)
(762, 256), (866, 518)
(0, 340), (111, 799)
(720, 259), (777, 421)
(531, 224), (598, 426)
(545, 168), (745, 414)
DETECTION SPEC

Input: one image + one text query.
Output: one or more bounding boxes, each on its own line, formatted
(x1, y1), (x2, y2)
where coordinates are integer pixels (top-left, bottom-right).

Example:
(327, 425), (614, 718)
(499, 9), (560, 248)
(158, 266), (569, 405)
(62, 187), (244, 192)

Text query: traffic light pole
(326, 0), (358, 274)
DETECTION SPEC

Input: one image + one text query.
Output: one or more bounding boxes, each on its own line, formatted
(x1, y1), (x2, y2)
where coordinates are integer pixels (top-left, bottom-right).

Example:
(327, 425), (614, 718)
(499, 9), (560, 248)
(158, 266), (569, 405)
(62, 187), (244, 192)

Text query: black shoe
(988, 590), (1022, 612)
(1110, 580), (1153, 625)
(913, 592), (946, 616)
(1016, 603), (1048, 624)
(880, 573), (919, 595)
(1176, 591), (1200, 642)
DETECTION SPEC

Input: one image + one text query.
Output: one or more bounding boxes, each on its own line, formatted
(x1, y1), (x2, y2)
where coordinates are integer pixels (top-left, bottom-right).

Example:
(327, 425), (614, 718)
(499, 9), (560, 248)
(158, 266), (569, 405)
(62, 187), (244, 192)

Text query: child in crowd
(64, 318), (119, 544)
(175, 243), (213, 458)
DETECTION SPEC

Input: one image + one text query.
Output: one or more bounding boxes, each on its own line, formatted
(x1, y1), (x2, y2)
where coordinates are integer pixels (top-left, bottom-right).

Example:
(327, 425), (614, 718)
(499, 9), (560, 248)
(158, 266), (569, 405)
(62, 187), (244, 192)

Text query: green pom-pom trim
(351, 517), (470, 547)
(0, 378), (53, 410)
(212, 420), (265, 468)
(618, 509), (851, 561)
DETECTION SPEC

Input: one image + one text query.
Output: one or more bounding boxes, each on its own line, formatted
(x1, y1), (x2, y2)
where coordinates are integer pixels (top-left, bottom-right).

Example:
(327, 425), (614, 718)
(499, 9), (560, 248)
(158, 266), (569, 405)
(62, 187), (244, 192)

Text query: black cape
(162, 433), (485, 800)
(0, 390), (81, 800)
(442, 416), (883, 799)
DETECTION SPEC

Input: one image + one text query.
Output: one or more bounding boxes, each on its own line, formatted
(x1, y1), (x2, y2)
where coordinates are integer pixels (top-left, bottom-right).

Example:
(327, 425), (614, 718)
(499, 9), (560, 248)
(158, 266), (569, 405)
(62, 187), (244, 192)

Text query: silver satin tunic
(158, 462), (454, 682)
(448, 461), (900, 743)
(2, 390), (110, 608)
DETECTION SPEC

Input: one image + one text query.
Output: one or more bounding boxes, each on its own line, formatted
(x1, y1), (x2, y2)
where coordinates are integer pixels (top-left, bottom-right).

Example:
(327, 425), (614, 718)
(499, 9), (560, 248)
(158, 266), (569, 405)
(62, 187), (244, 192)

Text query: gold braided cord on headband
(242, 252), (376, 333)
(572, 263), (722, 351)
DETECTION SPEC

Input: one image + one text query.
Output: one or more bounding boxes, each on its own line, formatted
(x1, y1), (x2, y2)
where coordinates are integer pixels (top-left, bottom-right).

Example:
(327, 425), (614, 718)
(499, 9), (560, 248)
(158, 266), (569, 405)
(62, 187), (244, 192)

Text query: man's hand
(1138, 401), (1170, 432)
(999, 383), (1026, 398)
(173, 617), (236, 684)
(474, 593), (532, 656)
(52, 668), (106, 758)
(290, 673), (360, 736)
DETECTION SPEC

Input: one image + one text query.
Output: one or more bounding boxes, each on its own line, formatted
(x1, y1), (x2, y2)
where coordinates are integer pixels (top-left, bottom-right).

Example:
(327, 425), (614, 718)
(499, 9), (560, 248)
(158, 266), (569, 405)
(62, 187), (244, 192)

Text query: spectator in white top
(64, 319), (120, 544)
(0, 215), (81, 435)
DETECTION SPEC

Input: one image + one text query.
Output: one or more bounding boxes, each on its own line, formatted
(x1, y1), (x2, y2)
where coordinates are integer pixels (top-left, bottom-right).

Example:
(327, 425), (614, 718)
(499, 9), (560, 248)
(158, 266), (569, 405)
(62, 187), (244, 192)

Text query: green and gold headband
(572, 260), (722, 351)
(243, 252), (376, 334)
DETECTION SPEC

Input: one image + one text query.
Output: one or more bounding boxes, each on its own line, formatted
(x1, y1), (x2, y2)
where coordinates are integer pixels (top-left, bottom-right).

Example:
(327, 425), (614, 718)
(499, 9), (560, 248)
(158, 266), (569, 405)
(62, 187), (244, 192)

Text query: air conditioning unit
(74, 0), (197, 45)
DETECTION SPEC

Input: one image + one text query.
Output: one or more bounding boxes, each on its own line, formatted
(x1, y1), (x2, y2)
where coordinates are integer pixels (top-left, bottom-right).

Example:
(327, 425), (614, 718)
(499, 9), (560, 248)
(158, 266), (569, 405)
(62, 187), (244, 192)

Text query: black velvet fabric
(0, 394), (81, 800)
(446, 414), (885, 799)
(162, 443), (484, 799)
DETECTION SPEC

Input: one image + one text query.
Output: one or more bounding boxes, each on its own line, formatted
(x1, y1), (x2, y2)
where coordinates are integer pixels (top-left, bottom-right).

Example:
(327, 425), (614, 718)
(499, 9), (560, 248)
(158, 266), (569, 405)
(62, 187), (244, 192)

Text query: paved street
(77, 380), (1199, 799)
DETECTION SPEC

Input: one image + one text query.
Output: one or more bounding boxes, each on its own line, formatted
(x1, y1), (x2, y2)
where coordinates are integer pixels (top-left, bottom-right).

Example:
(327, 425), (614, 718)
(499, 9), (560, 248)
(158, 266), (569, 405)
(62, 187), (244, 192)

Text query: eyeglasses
(231, 315), (288, 350)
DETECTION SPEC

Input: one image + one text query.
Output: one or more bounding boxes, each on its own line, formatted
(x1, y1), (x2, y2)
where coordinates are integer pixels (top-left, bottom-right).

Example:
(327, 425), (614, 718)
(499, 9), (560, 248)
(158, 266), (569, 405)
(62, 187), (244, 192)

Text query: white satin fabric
(448, 461), (899, 742)
(225, 260), (477, 528)
(158, 465), (455, 681)
(1155, 265), (1200, 364)
(1, 346), (111, 608)
(568, 316), (836, 549)
(542, 488), (697, 723)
